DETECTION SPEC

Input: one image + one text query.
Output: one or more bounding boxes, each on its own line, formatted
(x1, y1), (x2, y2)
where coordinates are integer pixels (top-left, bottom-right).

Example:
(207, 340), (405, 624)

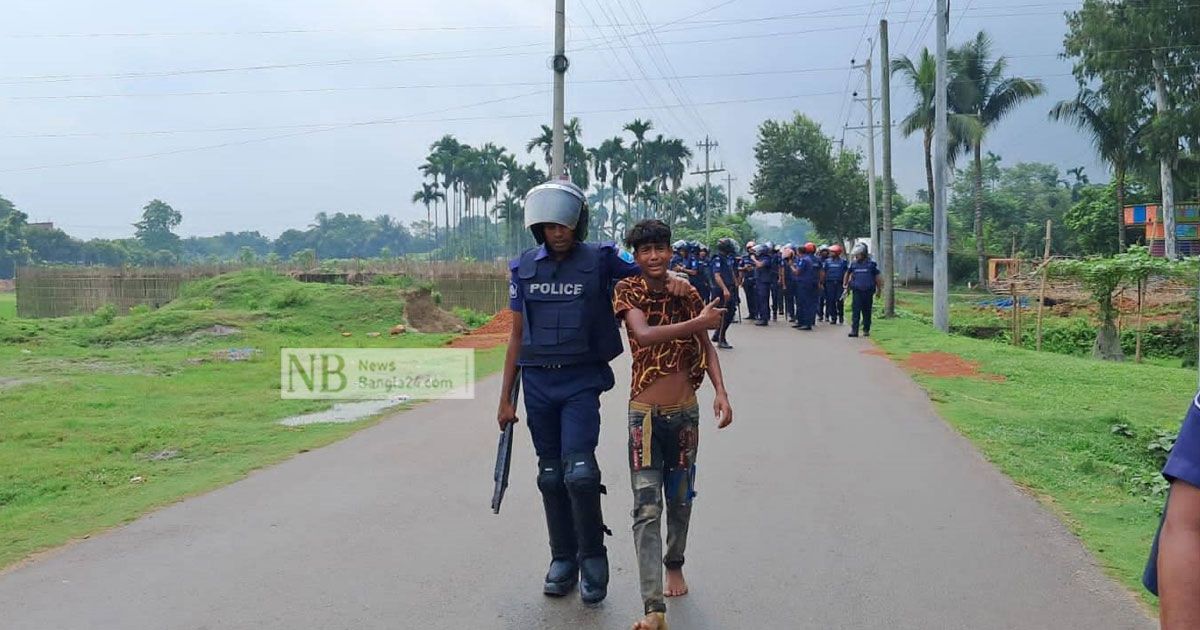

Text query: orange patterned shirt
(612, 276), (707, 399)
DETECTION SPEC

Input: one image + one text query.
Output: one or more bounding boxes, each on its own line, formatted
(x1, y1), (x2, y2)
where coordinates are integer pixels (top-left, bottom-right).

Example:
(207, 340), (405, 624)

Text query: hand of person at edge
(497, 400), (519, 430)
(714, 392), (733, 429)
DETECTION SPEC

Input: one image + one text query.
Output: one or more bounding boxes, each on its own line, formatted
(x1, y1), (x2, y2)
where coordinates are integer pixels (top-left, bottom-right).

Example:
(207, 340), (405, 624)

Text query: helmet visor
(524, 184), (583, 231)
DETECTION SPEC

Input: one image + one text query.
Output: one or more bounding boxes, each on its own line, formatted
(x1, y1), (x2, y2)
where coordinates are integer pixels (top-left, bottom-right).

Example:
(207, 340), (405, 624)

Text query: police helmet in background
(781, 246), (795, 258)
(753, 243), (770, 256)
(817, 244), (830, 253)
(764, 241), (776, 252)
(852, 242), (869, 257)
(523, 180), (589, 245)
(699, 243), (709, 253)
(830, 244), (844, 255)
(687, 241), (701, 254)
(803, 242), (816, 254)
(672, 239), (688, 252)
(716, 238), (736, 254)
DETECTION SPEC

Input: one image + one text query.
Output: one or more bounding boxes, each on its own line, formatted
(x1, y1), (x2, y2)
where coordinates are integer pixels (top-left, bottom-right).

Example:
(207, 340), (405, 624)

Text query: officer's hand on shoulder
(665, 272), (692, 297)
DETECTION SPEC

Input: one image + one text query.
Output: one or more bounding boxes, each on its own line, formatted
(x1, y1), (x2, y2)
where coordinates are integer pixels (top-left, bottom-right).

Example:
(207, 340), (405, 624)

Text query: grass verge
(0, 270), (504, 570)
(870, 317), (1191, 608)
(0, 293), (14, 319)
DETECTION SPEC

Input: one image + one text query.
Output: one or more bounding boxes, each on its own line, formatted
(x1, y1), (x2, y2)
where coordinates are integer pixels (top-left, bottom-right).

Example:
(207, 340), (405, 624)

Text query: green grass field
(0, 292), (14, 319)
(0, 271), (504, 569)
(871, 316), (1192, 607)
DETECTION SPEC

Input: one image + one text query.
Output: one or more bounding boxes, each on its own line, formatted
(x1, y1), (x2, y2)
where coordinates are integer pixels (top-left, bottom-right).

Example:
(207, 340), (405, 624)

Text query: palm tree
(951, 32), (1045, 288)
(1050, 86), (1147, 251)
(418, 160), (443, 245)
(890, 47), (978, 205)
(623, 119), (654, 215)
(411, 183), (439, 244)
(527, 125), (554, 171)
(600, 137), (628, 237)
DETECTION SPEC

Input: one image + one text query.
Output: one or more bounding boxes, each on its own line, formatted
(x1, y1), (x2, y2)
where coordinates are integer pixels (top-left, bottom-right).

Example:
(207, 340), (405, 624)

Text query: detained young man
(611, 219), (734, 630)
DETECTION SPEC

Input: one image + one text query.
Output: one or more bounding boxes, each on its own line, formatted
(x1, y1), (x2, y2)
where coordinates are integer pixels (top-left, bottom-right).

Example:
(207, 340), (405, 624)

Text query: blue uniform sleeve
(872, 261), (881, 276)
(602, 242), (640, 280)
(508, 263), (522, 312)
(1165, 395), (1200, 487)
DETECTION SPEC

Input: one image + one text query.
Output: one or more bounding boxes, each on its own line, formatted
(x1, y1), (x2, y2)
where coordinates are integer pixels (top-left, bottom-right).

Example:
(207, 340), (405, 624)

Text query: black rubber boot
(537, 459), (578, 597)
(563, 453), (611, 605)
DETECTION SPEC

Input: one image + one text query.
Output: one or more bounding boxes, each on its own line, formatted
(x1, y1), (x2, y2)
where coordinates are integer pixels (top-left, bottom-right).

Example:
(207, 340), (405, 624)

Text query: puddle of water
(279, 397), (410, 426)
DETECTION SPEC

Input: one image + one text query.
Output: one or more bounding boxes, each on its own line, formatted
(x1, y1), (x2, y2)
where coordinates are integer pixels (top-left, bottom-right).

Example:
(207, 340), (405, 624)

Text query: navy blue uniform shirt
(509, 242), (638, 311)
(848, 258), (880, 291)
(824, 257), (849, 285)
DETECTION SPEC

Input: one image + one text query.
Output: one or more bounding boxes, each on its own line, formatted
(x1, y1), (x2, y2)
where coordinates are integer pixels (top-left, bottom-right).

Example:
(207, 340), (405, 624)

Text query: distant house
(852, 228), (934, 285)
(27, 222), (55, 231)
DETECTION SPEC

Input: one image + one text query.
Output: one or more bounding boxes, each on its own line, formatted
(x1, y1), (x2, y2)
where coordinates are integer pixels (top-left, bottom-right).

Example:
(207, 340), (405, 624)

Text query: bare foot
(631, 612), (667, 630)
(664, 567), (689, 597)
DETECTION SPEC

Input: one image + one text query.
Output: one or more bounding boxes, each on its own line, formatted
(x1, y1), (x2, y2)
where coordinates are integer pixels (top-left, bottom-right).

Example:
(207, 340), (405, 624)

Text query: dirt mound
(403, 287), (466, 334)
(903, 351), (1005, 382)
(449, 309), (513, 349)
(474, 309), (515, 335)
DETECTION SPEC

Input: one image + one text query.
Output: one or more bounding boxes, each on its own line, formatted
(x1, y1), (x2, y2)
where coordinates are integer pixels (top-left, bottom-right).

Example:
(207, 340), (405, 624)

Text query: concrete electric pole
(933, 0), (950, 332)
(726, 173), (737, 216)
(880, 19), (895, 318)
(852, 45), (879, 253)
(551, 0), (567, 180)
(692, 136), (724, 239)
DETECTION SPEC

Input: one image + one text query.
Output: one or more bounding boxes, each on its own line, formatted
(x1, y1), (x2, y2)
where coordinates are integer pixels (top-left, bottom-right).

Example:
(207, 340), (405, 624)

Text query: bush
(88, 304), (117, 327)
(269, 287), (310, 309)
(128, 304), (152, 316)
(949, 251), (977, 284)
(452, 307), (490, 329)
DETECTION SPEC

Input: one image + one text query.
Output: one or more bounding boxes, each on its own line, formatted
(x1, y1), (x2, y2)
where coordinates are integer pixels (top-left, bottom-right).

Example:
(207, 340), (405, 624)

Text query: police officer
(669, 240), (688, 277)
(844, 242), (882, 338)
(823, 244), (848, 324)
(496, 180), (691, 605)
(694, 243), (713, 302)
(740, 241), (759, 321)
(815, 245), (830, 322)
(788, 242), (821, 330)
(751, 242), (775, 326)
(779, 243), (796, 323)
(709, 238), (738, 349)
(768, 242), (783, 321)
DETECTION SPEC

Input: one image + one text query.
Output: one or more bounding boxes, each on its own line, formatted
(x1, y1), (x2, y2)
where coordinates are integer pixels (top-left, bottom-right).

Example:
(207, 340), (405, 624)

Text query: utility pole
(933, 0), (950, 332)
(691, 136), (724, 239)
(852, 44), (879, 253)
(725, 173), (737, 216)
(551, 0), (567, 180)
(880, 19), (895, 317)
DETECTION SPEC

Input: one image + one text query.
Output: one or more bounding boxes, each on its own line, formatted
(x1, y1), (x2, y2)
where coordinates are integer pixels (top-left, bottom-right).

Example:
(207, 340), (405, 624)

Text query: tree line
(413, 118), (749, 260)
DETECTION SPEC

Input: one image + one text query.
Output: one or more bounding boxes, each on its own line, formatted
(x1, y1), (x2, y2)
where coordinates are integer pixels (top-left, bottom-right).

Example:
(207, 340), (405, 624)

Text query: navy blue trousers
(823, 283), (845, 322)
(756, 282), (774, 323)
(522, 363), (616, 459)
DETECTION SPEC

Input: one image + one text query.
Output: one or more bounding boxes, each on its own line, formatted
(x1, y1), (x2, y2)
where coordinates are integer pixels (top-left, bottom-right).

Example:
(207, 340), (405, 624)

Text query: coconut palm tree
(1050, 86), (1148, 251)
(890, 47), (977, 205)
(952, 32), (1045, 288)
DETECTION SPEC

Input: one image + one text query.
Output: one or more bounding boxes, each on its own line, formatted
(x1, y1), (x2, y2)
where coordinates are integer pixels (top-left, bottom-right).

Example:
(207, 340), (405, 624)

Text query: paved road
(0, 320), (1155, 629)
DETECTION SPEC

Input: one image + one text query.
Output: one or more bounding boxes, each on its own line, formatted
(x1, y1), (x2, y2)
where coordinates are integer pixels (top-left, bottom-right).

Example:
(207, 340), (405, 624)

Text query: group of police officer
(669, 237), (882, 341)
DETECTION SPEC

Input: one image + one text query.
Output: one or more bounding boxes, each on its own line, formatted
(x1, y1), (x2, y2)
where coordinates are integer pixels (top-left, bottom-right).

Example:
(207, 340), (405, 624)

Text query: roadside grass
(870, 317), (1191, 607)
(0, 293), (14, 319)
(0, 270), (504, 569)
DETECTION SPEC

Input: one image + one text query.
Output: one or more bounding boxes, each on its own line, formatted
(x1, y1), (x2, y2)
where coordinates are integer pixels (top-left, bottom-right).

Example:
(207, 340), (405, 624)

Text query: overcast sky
(0, 0), (1100, 239)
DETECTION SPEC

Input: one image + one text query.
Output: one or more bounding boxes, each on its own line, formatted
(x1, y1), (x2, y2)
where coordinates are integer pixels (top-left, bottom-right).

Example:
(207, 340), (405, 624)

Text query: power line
(0, 91), (846, 159)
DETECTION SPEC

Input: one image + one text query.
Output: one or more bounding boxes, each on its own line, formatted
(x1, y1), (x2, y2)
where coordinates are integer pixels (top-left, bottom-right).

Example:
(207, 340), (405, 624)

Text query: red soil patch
(860, 347), (888, 357)
(903, 351), (1005, 382)
(448, 309), (514, 349)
